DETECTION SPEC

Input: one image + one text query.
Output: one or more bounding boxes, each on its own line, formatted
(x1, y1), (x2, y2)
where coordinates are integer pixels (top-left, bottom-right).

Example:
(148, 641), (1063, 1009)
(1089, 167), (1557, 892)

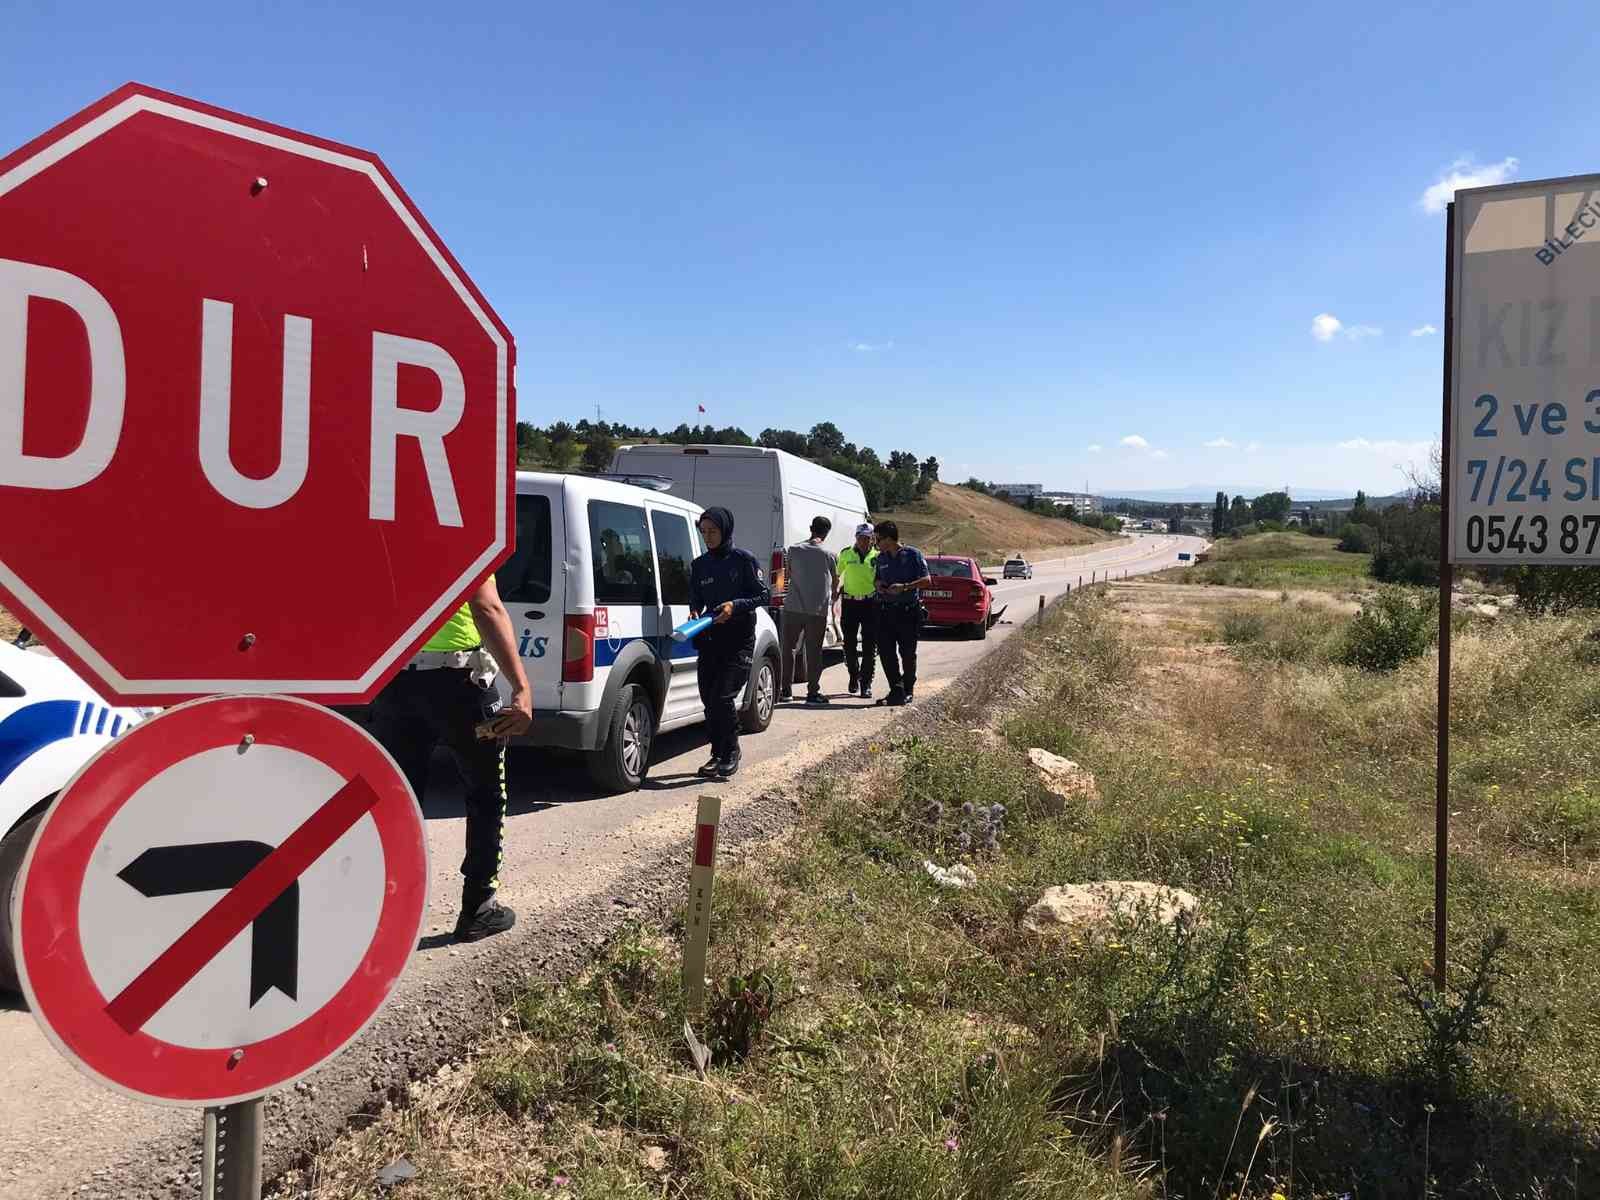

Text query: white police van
(496, 472), (780, 793)
(0, 640), (145, 993)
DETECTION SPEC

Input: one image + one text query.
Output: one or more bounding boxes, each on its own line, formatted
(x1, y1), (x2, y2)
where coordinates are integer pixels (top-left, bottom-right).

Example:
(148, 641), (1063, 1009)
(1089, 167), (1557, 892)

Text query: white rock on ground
(1027, 748), (1101, 809)
(924, 860), (978, 889)
(1021, 881), (1200, 935)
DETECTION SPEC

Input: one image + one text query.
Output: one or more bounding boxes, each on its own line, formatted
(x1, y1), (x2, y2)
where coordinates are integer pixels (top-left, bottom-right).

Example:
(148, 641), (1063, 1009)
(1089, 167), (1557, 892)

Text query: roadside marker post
(682, 794), (722, 1014)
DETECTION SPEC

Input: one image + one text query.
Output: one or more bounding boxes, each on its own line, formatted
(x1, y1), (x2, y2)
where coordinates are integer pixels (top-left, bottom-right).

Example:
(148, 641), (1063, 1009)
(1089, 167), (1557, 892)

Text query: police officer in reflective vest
(370, 575), (533, 942)
(835, 522), (879, 699)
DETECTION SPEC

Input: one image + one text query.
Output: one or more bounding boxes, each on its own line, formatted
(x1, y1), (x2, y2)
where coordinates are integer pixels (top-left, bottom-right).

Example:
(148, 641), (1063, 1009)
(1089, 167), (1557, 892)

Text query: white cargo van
(494, 472), (780, 793)
(607, 445), (871, 636)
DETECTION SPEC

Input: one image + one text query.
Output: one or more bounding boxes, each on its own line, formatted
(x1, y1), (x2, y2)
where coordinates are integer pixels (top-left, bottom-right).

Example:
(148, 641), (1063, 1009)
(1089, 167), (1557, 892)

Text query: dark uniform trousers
(370, 666), (507, 906)
(876, 603), (920, 696)
(840, 597), (877, 686)
(697, 629), (753, 761)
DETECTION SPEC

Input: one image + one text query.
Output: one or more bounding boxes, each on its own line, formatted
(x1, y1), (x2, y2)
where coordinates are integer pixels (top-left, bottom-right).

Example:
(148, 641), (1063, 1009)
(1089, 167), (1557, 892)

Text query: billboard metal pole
(1435, 200), (1456, 993)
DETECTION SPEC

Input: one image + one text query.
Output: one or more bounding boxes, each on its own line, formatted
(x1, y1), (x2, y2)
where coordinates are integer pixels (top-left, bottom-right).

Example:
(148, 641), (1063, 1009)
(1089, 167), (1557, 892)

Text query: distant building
(1043, 493), (1102, 515)
(993, 483), (1043, 500)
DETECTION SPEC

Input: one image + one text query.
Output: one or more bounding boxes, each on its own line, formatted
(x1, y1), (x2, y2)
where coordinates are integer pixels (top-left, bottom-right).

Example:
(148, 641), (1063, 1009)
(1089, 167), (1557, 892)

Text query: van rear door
(496, 488), (564, 713)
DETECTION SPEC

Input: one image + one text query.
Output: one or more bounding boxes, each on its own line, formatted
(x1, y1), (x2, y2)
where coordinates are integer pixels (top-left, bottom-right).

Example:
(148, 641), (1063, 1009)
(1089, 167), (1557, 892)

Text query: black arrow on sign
(117, 842), (298, 1007)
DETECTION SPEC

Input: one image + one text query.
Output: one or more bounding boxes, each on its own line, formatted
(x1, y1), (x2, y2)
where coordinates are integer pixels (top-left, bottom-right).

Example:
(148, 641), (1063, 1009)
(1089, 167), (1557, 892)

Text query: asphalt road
(0, 532), (1205, 1199)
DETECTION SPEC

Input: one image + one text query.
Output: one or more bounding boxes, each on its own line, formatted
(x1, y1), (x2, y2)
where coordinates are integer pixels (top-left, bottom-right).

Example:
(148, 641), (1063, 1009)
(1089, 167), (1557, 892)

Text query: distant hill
(879, 483), (1115, 562)
(1104, 486), (1355, 504)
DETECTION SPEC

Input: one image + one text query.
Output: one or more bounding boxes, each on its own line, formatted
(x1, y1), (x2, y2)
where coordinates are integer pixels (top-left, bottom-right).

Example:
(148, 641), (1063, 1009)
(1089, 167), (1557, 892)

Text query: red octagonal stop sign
(0, 84), (515, 703)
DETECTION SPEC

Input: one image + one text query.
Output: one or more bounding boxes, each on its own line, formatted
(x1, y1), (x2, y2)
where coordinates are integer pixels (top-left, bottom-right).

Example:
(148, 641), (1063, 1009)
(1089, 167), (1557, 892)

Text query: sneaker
(806, 692), (830, 705)
(846, 675), (859, 694)
(716, 750), (742, 778)
(860, 682), (873, 700)
(455, 896), (516, 943)
(696, 755), (721, 778)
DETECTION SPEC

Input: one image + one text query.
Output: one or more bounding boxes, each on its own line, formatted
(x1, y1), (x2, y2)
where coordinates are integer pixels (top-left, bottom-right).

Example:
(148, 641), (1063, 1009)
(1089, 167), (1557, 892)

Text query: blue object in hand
(672, 616), (714, 643)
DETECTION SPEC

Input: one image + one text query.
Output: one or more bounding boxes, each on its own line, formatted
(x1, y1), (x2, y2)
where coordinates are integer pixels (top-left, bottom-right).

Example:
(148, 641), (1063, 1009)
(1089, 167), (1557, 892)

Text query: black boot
(455, 888), (516, 943)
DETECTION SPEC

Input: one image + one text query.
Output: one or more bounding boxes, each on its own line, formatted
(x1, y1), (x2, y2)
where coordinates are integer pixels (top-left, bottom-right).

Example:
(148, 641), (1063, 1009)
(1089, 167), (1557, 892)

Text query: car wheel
(0, 810), (45, 995)
(970, 618), (988, 640)
(740, 653), (778, 734)
(587, 684), (656, 794)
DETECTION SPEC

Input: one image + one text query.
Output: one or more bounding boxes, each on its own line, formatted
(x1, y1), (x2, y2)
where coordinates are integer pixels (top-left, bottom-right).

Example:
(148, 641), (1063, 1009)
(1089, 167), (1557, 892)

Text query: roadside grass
(276, 595), (1600, 1200)
(1154, 532), (1370, 593)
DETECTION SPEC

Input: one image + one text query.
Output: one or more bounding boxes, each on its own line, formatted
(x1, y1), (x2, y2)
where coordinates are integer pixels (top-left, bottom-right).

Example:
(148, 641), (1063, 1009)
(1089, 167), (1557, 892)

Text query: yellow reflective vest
(838, 546), (879, 599)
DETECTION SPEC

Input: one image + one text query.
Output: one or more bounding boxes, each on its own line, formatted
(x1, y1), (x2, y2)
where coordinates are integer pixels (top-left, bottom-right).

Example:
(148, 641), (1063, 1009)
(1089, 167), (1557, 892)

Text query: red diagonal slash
(104, 775), (380, 1035)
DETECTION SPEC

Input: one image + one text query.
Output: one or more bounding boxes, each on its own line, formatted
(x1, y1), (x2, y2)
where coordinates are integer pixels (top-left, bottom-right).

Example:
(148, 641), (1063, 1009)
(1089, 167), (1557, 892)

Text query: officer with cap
(369, 575), (532, 942)
(689, 506), (770, 778)
(834, 522), (879, 698)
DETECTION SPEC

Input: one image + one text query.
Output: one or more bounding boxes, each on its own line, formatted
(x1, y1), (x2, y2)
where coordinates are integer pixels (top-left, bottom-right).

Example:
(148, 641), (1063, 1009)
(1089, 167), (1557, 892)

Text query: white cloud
(1311, 313), (1343, 342)
(1203, 436), (1236, 449)
(1120, 434), (1149, 449)
(1410, 324), (1438, 337)
(1420, 157), (1519, 214)
(850, 340), (893, 352)
(1313, 313), (1382, 342)
(1151, 449), (1171, 460)
(1086, 443), (1103, 453)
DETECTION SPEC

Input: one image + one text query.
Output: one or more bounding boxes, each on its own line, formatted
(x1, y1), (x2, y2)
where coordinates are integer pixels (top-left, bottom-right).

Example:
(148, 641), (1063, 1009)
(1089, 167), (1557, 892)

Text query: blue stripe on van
(594, 633), (698, 668)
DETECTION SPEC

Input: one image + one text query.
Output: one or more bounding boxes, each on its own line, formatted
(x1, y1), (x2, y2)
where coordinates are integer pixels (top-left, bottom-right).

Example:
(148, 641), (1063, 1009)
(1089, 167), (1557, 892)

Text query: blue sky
(3, 2), (1592, 496)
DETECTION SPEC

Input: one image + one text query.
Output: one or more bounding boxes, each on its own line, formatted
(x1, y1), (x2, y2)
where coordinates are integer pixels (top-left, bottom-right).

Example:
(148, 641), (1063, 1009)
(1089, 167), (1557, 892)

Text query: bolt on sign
(1449, 174), (1600, 563)
(0, 83), (515, 703)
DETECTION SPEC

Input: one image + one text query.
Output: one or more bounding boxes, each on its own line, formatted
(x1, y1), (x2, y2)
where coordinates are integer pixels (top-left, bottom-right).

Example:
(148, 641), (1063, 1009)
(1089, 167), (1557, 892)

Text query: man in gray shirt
(780, 516), (839, 704)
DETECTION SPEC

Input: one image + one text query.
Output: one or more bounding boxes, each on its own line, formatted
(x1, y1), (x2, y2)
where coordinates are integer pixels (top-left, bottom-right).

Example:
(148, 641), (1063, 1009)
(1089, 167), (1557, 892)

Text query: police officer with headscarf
(689, 506), (770, 777)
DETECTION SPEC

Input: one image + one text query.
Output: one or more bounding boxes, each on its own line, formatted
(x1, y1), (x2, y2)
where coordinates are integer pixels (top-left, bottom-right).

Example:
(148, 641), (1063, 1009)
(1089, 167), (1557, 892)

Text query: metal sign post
(1436, 201), (1457, 992)
(202, 1100), (264, 1200)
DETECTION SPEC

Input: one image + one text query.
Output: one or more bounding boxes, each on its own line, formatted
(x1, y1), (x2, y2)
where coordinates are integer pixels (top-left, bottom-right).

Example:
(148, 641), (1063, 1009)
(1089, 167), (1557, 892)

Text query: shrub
(1370, 504), (1441, 586)
(1337, 522), (1377, 553)
(1506, 564), (1600, 614)
(1340, 587), (1437, 671)
(1220, 611), (1266, 645)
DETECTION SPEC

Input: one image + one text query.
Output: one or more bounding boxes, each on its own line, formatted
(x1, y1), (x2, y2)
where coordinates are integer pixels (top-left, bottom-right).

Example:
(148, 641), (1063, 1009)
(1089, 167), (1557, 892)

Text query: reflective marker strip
(682, 793), (721, 1014)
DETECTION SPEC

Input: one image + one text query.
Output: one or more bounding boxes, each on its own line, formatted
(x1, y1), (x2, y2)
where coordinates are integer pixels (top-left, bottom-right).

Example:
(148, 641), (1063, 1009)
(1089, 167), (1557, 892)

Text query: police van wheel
(740, 653), (778, 734)
(0, 810), (44, 995)
(589, 684), (655, 794)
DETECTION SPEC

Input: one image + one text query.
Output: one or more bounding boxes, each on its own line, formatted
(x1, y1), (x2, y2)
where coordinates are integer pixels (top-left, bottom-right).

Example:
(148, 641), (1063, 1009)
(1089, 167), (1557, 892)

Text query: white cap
(855, 523), (875, 536)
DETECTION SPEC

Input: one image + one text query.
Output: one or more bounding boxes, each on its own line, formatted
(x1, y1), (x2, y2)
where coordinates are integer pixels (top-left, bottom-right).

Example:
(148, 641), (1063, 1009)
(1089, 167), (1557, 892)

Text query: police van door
(496, 491), (564, 713)
(648, 506), (702, 727)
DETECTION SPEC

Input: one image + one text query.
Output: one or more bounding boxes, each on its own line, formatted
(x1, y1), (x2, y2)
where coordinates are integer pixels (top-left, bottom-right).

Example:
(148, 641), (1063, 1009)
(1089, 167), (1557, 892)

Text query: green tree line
(514, 418), (939, 511)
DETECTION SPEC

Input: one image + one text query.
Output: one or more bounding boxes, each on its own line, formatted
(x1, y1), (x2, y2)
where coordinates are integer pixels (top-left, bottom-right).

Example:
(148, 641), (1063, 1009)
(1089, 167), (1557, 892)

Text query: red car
(923, 556), (1004, 640)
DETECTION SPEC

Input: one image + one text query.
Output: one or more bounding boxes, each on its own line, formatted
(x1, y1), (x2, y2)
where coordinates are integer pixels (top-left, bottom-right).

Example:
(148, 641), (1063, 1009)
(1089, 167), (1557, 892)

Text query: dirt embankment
(878, 483), (1114, 561)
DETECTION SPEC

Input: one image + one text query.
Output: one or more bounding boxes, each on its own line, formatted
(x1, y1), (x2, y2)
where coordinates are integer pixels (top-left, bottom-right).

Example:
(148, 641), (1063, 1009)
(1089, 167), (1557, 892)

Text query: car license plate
(929, 589), (954, 599)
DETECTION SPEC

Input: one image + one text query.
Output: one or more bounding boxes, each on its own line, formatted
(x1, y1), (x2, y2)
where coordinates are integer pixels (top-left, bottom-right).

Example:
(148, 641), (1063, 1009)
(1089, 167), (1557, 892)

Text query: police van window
(588, 501), (657, 606)
(651, 511), (694, 605)
(496, 494), (553, 604)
